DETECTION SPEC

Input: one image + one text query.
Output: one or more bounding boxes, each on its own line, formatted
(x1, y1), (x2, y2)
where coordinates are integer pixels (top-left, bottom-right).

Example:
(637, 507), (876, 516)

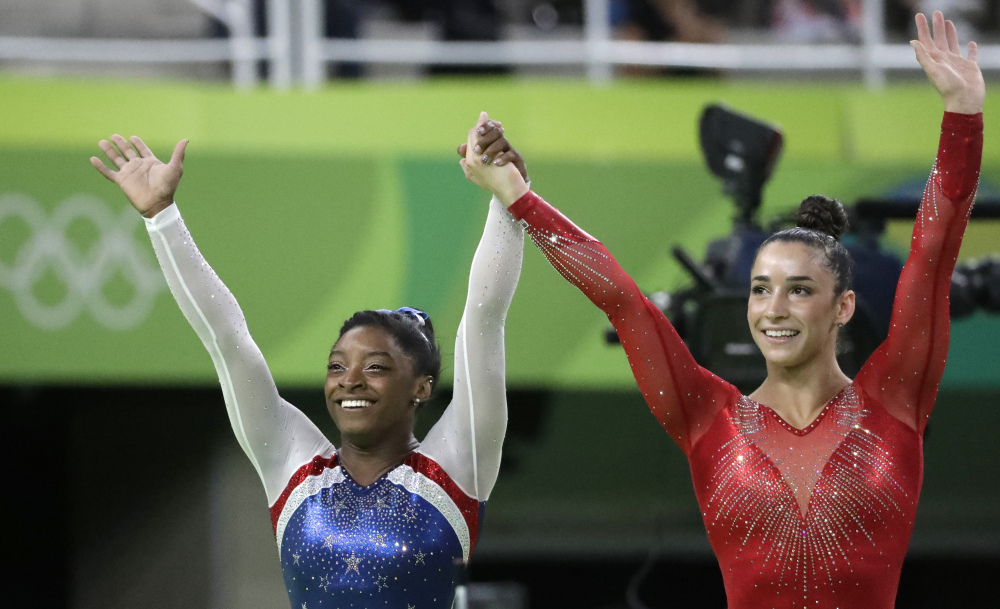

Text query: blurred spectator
(771, 0), (863, 42)
(896, 0), (986, 40)
(612, 0), (728, 43)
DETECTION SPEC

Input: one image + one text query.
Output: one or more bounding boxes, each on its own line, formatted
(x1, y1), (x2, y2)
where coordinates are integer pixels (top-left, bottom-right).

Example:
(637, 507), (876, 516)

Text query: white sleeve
(144, 204), (334, 506)
(418, 196), (524, 501)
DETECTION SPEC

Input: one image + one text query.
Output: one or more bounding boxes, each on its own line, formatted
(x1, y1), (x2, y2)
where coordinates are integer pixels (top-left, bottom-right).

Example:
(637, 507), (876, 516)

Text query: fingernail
(473, 145), (481, 155)
(477, 127), (484, 134)
(493, 159), (502, 166)
(482, 154), (489, 163)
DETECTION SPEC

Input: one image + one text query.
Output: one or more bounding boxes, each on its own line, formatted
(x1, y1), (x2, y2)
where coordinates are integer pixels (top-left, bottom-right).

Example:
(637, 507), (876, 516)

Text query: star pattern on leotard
(375, 574), (389, 592)
(413, 550), (426, 565)
(318, 574), (331, 592)
(322, 533), (337, 551)
(342, 551), (361, 575)
(292, 553), (300, 565)
(371, 530), (389, 547)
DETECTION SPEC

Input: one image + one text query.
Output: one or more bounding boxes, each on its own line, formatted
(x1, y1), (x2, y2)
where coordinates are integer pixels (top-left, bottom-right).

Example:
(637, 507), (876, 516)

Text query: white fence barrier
(1, 0), (998, 90)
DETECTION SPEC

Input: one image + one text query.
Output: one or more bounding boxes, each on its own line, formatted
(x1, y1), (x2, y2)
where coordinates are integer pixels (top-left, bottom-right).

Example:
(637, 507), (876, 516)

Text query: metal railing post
(862, 0), (886, 89)
(268, 0), (293, 90)
(301, 0), (325, 89)
(584, 0), (612, 84)
(226, 0), (257, 89)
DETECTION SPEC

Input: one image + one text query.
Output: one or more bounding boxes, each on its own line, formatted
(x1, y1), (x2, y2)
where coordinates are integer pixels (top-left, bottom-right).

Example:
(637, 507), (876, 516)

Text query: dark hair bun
(796, 195), (849, 241)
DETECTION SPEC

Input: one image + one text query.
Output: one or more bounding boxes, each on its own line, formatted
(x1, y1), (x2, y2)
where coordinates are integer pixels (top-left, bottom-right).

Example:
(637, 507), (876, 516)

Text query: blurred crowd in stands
(294, 0), (1000, 44)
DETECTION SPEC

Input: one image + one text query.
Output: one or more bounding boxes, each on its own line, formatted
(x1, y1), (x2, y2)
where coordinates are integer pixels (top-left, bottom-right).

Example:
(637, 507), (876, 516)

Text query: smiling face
(325, 325), (432, 447)
(748, 241), (855, 372)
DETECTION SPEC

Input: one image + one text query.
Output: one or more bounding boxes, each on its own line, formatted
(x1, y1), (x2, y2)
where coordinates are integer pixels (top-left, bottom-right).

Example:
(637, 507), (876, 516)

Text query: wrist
(497, 182), (530, 208)
(142, 200), (174, 219)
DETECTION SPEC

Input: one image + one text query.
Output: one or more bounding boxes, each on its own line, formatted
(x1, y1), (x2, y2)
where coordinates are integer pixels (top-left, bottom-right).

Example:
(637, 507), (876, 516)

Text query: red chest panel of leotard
(690, 386), (921, 608)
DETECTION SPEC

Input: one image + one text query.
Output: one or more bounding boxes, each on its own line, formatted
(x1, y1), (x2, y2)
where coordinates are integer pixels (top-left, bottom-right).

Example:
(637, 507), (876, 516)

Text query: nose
(764, 291), (789, 319)
(338, 366), (365, 389)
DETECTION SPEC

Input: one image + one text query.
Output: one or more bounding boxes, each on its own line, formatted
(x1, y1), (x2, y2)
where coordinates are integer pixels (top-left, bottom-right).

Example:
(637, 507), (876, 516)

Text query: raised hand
(456, 116), (529, 182)
(912, 11), (985, 114)
(91, 135), (188, 218)
(458, 112), (528, 208)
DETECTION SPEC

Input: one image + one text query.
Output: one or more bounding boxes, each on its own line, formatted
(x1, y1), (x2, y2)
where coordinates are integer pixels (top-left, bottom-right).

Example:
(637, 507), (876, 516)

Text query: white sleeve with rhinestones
(418, 196), (524, 501)
(144, 203), (334, 506)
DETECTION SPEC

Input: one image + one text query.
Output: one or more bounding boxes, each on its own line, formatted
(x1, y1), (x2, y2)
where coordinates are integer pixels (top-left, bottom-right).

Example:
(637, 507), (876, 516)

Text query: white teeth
(341, 400), (372, 409)
(764, 329), (799, 337)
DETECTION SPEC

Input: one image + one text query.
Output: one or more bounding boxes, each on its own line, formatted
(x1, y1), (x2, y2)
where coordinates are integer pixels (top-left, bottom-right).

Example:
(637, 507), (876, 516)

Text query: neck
(751, 352), (851, 429)
(337, 429), (419, 487)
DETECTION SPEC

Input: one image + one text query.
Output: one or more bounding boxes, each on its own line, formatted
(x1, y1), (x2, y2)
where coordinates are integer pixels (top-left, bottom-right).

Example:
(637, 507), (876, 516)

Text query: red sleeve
(509, 192), (739, 454)
(855, 112), (983, 433)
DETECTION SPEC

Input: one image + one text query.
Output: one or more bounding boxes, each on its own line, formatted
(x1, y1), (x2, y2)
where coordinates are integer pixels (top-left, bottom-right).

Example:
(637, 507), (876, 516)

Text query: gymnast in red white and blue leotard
(459, 11), (984, 608)
(91, 116), (525, 608)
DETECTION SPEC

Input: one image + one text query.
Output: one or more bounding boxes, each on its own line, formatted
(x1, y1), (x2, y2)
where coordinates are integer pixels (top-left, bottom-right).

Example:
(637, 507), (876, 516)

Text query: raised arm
(418, 192), (524, 501)
(92, 136), (332, 505)
(856, 12), (984, 432)
(460, 118), (738, 454)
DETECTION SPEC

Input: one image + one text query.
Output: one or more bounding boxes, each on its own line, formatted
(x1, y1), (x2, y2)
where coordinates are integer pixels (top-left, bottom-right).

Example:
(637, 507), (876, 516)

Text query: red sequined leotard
(509, 112), (982, 609)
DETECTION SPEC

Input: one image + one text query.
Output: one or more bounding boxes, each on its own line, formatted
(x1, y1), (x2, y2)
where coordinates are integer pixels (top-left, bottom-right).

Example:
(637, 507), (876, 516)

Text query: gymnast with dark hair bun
(460, 11), (983, 607)
(90, 112), (526, 608)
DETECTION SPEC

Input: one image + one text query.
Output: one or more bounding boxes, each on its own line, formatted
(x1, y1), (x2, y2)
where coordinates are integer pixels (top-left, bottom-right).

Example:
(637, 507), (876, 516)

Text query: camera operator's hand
(912, 11), (984, 114)
(459, 112), (529, 207)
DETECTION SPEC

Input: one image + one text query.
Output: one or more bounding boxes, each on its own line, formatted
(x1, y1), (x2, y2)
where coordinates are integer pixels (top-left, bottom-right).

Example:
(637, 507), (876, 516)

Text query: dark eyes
(749, 285), (811, 296)
(326, 362), (388, 372)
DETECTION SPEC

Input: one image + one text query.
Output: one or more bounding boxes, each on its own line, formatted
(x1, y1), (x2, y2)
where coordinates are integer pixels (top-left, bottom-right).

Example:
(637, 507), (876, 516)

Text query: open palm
(913, 11), (985, 114)
(91, 135), (188, 217)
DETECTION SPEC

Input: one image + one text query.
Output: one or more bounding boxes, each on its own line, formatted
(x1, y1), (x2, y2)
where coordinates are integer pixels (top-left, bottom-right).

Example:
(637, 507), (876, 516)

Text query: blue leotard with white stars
(144, 197), (523, 609)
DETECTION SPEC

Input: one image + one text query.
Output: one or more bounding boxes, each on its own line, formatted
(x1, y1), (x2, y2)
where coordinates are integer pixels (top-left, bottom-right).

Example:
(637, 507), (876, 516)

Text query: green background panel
(1, 77), (997, 387)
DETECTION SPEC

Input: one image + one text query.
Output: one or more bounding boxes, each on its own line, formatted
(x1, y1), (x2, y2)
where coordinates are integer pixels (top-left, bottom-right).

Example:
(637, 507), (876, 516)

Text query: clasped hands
(458, 111), (530, 208)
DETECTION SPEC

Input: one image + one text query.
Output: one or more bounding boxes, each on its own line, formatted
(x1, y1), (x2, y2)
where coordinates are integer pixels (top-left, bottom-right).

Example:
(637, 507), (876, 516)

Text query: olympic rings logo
(0, 193), (165, 331)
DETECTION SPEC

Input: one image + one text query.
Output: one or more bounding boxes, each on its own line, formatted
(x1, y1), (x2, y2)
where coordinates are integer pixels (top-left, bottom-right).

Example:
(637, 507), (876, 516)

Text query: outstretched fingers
(168, 139), (188, 169)
(915, 12), (932, 48)
(110, 134), (138, 161)
(945, 18), (960, 54)
(968, 40), (978, 63)
(89, 155), (116, 181)
(129, 135), (155, 159)
(98, 138), (127, 169)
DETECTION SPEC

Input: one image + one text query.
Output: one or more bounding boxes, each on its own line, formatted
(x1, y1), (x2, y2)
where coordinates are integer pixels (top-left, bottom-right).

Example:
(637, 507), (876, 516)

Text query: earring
(414, 398), (421, 404)
(837, 322), (844, 328)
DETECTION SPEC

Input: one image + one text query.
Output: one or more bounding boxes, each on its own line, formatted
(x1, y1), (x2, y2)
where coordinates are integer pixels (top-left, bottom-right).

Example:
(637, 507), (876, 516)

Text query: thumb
(911, 40), (930, 69)
(477, 111), (489, 129)
(169, 139), (188, 169)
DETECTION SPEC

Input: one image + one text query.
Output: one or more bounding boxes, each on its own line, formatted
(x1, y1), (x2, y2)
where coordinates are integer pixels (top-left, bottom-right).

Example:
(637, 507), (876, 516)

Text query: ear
(836, 290), (856, 326)
(412, 375), (433, 405)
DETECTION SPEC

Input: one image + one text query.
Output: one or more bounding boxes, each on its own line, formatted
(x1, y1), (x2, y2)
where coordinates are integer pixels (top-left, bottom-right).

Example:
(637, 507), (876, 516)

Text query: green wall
(1, 76), (997, 388)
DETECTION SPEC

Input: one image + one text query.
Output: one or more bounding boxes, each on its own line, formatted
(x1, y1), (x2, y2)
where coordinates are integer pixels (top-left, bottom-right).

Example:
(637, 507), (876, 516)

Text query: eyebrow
(751, 275), (816, 283)
(329, 350), (394, 359)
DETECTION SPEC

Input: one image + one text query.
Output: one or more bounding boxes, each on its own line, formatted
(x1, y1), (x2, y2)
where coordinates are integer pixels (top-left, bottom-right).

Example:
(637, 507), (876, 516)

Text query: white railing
(0, 0), (292, 90)
(2, 0), (999, 90)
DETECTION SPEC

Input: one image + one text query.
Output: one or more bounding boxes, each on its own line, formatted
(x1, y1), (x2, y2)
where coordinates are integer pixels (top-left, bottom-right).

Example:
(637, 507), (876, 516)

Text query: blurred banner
(1, 77), (998, 388)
